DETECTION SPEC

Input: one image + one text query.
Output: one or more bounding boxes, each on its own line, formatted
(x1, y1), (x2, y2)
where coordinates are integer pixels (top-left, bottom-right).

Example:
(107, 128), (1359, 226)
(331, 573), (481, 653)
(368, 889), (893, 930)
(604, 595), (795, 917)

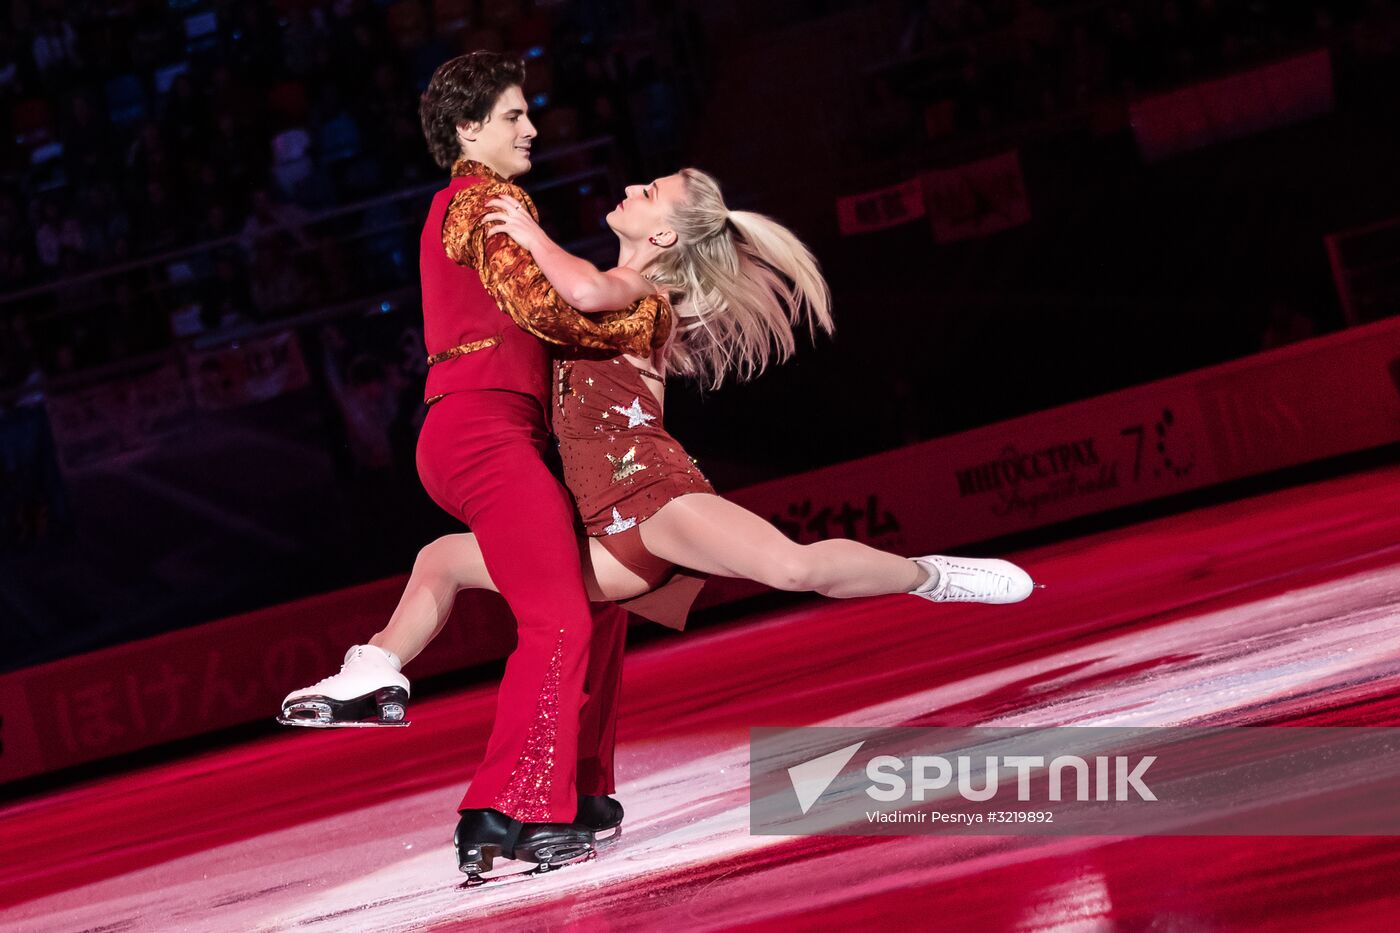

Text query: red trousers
(417, 390), (628, 822)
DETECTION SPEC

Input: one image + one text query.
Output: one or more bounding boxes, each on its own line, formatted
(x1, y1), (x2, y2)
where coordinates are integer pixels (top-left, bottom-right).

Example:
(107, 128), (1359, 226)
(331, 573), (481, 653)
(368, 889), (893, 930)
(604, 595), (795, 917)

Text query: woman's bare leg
(366, 535), (486, 666)
(368, 533), (649, 666)
(639, 493), (928, 598)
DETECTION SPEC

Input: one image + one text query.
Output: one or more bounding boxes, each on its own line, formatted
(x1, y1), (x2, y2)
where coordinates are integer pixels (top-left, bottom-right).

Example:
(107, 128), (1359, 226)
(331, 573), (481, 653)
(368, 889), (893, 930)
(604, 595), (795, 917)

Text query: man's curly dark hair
(419, 52), (527, 170)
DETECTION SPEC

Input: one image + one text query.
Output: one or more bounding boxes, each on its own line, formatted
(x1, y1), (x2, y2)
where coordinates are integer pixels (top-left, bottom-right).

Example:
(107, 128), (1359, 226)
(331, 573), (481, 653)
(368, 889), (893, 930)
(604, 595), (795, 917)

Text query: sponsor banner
(45, 364), (192, 471)
(0, 581), (519, 784)
(836, 179), (926, 235)
(186, 331), (310, 411)
(921, 151), (1031, 244)
(751, 726), (1400, 836)
(4, 316), (1400, 783)
(707, 314), (1400, 610)
(1130, 50), (1333, 162)
(715, 389), (1214, 597)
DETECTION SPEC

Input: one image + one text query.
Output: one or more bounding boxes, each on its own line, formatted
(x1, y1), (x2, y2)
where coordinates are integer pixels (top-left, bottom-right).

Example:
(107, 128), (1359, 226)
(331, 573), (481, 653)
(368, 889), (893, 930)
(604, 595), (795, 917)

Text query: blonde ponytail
(646, 169), (833, 389)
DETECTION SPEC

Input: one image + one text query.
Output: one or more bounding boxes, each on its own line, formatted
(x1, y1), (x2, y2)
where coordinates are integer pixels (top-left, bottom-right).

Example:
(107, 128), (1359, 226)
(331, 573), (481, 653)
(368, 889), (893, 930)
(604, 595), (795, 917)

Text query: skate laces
(923, 556), (1010, 600)
(345, 644), (403, 671)
(301, 646), (373, 690)
(946, 566), (1010, 598)
(305, 663), (352, 691)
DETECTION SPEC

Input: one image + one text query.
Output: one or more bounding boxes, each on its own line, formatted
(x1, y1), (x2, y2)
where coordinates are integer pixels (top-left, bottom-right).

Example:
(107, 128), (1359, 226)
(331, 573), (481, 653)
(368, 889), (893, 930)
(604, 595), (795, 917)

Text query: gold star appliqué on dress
(607, 446), (648, 483)
(610, 397), (656, 428)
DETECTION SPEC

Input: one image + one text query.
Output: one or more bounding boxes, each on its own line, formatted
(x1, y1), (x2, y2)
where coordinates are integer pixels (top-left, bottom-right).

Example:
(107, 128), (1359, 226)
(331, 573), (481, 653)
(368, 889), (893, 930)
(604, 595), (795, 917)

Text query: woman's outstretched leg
(639, 493), (1032, 603)
(639, 494), (920, 597)
(370, 534), (496, 666)
(280, 532), (649, 726)
(279, 534), (490, 725)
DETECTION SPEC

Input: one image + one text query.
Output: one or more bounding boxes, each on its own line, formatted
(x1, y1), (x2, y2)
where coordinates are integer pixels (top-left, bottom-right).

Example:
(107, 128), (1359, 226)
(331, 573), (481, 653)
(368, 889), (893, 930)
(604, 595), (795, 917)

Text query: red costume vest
(419, 174), (551, 410)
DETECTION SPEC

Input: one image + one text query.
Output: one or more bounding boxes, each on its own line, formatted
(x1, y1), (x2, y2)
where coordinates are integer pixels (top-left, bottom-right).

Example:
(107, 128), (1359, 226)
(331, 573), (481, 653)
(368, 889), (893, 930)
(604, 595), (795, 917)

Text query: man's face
(460, 85), (536, 179)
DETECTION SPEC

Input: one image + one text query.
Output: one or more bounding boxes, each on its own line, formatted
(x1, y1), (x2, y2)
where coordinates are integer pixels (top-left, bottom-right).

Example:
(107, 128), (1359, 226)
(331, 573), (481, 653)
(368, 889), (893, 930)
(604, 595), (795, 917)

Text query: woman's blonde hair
(645, 169), (833, 389)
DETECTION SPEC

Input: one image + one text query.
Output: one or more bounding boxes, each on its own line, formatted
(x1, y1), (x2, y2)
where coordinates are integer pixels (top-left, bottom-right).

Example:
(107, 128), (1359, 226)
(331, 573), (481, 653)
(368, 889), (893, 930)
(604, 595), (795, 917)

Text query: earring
(648, 235), (660, 246)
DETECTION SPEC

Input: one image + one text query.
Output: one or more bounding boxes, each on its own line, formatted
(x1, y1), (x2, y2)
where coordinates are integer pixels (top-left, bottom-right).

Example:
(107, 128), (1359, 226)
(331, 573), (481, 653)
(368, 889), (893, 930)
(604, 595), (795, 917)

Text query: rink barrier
(2, 315), (1399, 785)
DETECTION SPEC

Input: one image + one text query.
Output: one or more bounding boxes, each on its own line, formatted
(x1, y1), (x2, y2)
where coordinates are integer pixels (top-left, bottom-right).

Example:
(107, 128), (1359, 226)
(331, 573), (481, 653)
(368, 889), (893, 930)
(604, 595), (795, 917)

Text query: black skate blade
(457, 849), (596, 889)
(278, 688), (410, 728)
(275, 715), (411, 728)
(593, 824), (622, 848)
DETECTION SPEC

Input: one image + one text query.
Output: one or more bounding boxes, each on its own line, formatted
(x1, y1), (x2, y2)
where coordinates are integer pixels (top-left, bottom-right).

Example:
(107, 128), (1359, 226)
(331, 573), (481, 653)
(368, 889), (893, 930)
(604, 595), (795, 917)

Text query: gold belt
(424, 336), (501, 406)
(425, 335), (500, 367)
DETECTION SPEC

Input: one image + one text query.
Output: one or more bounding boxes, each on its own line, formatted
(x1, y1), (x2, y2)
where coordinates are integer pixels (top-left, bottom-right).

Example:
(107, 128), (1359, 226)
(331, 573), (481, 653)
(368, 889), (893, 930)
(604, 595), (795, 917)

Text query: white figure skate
(278, 644), (411, 727)
(910, 555), (1037, 604)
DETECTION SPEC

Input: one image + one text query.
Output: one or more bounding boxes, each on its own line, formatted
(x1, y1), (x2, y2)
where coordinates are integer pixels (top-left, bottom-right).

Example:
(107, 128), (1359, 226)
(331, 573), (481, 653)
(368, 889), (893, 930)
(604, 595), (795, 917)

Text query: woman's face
(606, 173), (684, 243)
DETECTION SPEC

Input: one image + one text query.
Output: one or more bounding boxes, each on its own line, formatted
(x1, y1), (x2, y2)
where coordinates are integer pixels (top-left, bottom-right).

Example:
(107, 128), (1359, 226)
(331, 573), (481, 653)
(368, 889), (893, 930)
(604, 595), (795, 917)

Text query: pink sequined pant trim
(491, 630), (567, 821)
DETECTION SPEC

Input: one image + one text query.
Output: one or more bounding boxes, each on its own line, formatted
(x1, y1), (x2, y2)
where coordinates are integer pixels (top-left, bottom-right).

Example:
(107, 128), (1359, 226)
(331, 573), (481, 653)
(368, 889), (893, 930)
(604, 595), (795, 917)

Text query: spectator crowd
(0, 0), (700, 389)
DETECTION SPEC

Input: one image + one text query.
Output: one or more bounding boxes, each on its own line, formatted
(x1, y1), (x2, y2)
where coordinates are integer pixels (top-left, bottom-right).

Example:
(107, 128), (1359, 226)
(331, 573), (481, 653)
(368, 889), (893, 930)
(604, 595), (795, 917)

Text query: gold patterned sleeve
(442, 181), (669, 356)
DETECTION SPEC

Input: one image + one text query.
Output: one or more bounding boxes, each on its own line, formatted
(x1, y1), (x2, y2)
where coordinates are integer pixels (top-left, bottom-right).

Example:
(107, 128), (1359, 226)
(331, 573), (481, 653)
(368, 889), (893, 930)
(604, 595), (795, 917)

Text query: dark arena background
(4, 0), (1400, 929)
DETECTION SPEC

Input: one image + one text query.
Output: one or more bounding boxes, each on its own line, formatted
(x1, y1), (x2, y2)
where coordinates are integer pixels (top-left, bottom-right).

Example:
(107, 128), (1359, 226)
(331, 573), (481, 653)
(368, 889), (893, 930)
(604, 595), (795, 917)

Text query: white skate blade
(275, 716), (411, 728)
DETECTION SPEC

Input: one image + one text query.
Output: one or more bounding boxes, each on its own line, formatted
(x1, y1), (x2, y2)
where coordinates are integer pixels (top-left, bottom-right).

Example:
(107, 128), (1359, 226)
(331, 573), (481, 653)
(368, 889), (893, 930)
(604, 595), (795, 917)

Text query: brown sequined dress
(554, 355), (714, 631)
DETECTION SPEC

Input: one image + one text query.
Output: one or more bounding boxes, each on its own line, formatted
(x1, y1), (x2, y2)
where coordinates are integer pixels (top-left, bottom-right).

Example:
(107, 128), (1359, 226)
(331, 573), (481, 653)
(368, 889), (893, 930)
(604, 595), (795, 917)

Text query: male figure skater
(414, 52), (665, 877)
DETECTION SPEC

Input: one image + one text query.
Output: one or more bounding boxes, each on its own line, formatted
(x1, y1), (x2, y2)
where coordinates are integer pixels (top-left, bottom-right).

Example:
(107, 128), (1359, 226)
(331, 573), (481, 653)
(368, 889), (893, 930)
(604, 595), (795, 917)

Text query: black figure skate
(575, 794), (624, 847)
(454, 808), (596, 887)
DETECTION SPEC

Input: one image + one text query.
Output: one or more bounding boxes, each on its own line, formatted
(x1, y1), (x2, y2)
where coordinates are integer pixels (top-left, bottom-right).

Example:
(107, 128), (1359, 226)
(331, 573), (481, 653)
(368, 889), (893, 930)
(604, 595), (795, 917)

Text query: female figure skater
(282, 167), (1034, 872)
